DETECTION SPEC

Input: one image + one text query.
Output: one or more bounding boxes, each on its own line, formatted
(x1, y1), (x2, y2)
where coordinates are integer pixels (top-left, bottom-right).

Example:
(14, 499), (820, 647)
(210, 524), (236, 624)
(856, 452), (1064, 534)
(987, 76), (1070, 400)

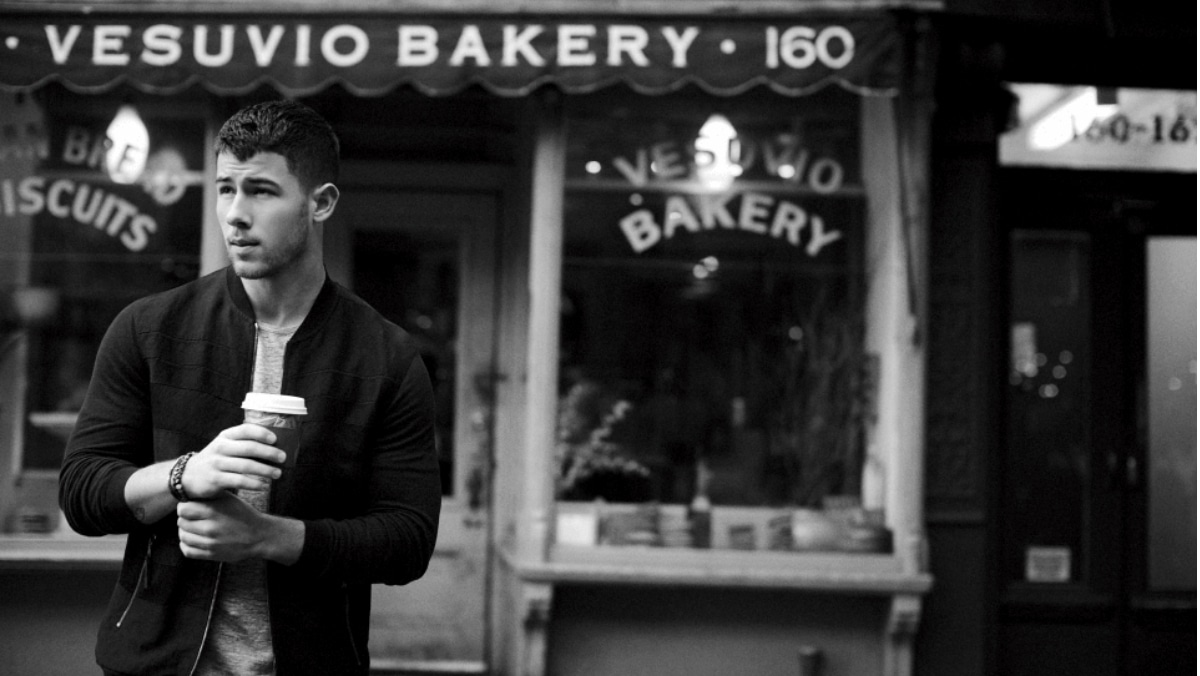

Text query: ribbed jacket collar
(222, 265), (338, 343)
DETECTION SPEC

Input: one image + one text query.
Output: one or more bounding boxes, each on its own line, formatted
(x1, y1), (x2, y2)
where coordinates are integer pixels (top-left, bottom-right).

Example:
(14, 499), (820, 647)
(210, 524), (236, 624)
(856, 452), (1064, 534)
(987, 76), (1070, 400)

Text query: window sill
(514, 544), (931, 595)
(0, 532), (126, 570)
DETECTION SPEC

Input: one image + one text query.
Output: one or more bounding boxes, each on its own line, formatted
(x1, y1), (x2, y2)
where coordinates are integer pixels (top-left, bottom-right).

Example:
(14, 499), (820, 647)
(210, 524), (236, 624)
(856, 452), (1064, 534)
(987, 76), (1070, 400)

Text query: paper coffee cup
(241, 393), (307, 468)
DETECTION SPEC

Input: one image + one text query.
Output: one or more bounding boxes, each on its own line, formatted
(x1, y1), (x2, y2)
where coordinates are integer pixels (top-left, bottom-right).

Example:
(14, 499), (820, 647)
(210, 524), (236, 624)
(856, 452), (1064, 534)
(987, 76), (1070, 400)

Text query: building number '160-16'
(1074, 114), (1198, 145)
(765, 26), (855, 70)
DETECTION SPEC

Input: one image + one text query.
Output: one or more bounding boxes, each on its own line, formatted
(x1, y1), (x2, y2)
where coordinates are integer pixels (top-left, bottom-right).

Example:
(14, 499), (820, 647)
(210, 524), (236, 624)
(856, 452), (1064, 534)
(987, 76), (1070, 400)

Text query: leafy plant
(555, 379), (651, 501)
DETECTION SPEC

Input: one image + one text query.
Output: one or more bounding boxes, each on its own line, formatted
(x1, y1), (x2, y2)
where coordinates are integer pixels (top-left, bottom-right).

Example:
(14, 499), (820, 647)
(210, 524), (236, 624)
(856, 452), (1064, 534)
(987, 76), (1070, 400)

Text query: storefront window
(556, 89), (879, 552)
(1, 86), (203, 532)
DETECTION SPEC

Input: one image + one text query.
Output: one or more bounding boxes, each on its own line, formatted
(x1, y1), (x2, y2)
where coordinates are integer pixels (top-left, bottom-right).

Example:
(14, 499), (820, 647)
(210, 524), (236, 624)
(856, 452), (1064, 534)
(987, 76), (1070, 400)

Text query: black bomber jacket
(59, 266), (441, 676)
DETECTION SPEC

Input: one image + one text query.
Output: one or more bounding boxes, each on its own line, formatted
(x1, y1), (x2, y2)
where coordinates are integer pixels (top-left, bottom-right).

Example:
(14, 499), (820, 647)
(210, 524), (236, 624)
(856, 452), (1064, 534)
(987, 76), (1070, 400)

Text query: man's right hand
(181, 424), (286, 500)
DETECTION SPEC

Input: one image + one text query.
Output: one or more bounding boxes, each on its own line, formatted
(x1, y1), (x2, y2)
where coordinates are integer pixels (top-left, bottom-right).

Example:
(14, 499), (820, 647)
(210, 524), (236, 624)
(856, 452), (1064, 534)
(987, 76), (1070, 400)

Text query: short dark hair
(215, 100), (339, 189)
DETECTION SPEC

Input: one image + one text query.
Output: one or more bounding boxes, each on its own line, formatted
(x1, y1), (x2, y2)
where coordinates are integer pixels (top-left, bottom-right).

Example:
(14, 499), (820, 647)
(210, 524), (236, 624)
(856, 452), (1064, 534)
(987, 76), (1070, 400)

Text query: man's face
(216, 151), (313, 280)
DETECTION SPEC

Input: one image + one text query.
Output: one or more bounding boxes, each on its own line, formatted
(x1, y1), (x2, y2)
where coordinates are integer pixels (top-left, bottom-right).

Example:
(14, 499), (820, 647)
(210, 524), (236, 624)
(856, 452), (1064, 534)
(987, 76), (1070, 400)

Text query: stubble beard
(230, 207), (312, 280)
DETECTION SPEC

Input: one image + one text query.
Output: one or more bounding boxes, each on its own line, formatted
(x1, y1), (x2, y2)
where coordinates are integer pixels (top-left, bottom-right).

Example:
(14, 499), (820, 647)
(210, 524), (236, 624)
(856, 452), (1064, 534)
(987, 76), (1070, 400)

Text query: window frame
(526, 90), (930, 578)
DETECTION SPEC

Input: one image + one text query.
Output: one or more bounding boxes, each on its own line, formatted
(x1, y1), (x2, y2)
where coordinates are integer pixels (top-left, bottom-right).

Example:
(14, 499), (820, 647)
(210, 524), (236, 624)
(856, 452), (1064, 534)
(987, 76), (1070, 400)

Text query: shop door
(330, 184), (498, 673)
(999, 172), (1196, 676)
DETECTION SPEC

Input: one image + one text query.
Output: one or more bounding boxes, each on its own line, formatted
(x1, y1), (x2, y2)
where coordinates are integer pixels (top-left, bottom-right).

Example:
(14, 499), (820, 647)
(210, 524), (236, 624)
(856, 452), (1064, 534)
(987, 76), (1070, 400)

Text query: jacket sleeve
(58, 303), (152, 536)
(293, 352), (442, 585)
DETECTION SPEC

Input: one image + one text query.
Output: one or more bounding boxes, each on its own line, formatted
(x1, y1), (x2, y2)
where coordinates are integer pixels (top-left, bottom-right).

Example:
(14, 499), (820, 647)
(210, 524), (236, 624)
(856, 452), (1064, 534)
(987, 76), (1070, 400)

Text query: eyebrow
(215, 175), (284, 189)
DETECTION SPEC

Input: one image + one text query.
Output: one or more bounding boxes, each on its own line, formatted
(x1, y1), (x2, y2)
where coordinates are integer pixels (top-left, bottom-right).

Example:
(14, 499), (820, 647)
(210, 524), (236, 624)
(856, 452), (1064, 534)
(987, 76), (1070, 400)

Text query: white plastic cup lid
(241, 393), (307, 416)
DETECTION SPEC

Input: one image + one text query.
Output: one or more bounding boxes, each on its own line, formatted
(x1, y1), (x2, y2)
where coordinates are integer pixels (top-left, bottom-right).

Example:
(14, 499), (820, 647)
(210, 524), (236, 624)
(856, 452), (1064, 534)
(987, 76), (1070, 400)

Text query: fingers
(178, 521), (222, 560)
(219, 423), (278, 445)
(177, 494), (256, 562)
(182, 453), (275, 500)
(176, 499), (213, 521)
(181, 424), (288, 499)
(213, 426), (287, 465)
(213, 439), (285, 463)
(209, 455), (282, 482)
(197, 456), (279, 495)
(177, 502), (216, 557)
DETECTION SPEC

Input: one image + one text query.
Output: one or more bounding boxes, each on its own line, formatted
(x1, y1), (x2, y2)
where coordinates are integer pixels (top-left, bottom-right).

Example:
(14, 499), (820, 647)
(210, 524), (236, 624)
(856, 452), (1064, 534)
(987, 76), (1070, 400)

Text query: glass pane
(352, 227), (458, 496)
(558, 89), (867, 526)
(1146, 236), (1197, 591)
(1005, 232), (1090, 583)
(3, 87), (204, 473)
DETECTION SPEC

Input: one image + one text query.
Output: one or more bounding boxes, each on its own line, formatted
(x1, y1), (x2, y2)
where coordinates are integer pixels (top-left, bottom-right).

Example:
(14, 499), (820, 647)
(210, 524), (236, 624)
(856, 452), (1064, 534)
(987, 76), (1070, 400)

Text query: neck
(241, 256), (325, 328)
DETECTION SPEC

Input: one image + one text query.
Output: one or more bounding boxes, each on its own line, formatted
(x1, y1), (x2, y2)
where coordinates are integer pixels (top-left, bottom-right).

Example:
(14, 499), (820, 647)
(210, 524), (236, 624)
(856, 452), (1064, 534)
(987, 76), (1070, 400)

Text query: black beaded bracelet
(168, 452), (195, 502)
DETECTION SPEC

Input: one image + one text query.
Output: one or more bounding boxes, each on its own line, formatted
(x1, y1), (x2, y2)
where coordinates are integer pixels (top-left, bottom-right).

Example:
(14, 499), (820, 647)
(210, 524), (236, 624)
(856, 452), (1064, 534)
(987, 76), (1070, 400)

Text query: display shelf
(0, 533), (126, 570)
(27, 410), (79, 441)
(513, 544), (931, 595)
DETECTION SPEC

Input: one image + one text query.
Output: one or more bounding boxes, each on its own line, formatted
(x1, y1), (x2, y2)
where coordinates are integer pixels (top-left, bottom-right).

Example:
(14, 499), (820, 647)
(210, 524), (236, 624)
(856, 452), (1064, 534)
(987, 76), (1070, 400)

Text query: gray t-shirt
(195, 322), (296, 676)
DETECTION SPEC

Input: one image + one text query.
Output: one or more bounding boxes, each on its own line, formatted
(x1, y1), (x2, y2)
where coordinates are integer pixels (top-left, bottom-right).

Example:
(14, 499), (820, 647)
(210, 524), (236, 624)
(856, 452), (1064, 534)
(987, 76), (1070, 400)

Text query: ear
(310, 183), (340, 223)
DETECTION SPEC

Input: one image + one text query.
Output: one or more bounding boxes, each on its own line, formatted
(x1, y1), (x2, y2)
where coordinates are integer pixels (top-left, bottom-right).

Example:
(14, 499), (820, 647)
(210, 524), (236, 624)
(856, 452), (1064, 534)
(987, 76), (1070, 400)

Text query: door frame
(331, 161), (513, 673)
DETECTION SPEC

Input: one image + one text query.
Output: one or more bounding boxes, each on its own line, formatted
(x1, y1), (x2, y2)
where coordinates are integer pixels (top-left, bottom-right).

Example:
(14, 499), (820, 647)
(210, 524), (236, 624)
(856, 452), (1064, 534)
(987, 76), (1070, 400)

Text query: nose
(223, 191), (250, 229)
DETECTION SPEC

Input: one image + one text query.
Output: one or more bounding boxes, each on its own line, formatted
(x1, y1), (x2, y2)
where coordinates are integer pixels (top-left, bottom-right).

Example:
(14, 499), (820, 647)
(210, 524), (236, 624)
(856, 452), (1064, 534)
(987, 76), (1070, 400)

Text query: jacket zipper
(189, 320), (256, 675)
(251, 322), (261, 389)
(253, 321), (275, 517)
(343, 583), (363, 667)
(187, 562), (223, 676)
(115, 533), (155, 628)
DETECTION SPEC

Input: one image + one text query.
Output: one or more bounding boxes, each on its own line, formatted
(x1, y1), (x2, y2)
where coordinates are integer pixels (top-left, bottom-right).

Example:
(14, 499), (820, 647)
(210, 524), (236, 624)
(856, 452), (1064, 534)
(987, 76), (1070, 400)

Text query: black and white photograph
(0, 1), (1194, 675)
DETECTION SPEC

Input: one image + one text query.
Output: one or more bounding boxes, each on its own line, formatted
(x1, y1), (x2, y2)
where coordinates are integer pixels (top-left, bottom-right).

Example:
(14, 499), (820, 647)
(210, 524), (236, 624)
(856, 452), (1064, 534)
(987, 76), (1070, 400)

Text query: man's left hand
(176, 492), (305, 565)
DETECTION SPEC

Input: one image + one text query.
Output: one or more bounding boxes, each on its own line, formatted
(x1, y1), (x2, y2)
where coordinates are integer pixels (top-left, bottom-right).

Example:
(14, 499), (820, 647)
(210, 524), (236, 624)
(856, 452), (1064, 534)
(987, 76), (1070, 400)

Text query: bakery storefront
(0, 4), (935, 675)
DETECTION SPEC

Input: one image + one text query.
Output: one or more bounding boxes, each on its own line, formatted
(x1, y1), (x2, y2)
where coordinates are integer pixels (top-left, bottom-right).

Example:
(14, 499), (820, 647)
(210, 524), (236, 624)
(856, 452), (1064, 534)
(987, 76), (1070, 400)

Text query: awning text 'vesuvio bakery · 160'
(0, 16), (901, 96)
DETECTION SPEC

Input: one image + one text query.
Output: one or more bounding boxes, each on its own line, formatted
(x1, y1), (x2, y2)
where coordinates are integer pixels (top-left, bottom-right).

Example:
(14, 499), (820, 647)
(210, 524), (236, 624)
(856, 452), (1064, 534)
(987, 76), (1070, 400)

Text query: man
(59, 100), (441, 676)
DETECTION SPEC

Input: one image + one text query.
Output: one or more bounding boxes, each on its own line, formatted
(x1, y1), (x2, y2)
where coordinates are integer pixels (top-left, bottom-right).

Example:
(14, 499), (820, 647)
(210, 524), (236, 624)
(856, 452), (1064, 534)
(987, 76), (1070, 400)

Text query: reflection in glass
(1146, 237), (1197, 591)
(559, 89), (867, 514)
(353, 230), (458, 496)
(105, 104), (150, 184)
(1005, 232), (1090, 583)
(15, 88), (204, 471)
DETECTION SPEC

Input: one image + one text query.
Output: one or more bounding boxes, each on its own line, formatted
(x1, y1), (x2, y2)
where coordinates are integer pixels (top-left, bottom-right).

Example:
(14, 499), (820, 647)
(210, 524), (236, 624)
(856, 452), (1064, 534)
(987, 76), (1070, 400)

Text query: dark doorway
(998, 169), (1196, 676)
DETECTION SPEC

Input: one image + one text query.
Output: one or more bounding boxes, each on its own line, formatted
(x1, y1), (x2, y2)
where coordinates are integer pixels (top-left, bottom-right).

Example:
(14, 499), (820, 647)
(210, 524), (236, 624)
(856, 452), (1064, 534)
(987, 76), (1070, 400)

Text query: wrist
(167, 453), (195, 502)
(260, 514), (305, 565)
